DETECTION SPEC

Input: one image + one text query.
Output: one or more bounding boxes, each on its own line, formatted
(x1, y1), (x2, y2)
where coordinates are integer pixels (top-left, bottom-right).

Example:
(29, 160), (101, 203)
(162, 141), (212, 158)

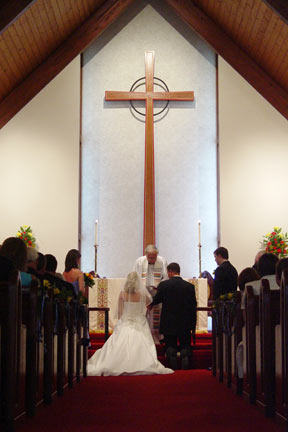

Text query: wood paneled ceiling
(0, 0), (288, 128)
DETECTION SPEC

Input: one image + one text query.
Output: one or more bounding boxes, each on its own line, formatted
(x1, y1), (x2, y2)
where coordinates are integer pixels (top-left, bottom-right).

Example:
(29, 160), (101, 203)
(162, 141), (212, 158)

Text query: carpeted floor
(15, 370), (286, 432)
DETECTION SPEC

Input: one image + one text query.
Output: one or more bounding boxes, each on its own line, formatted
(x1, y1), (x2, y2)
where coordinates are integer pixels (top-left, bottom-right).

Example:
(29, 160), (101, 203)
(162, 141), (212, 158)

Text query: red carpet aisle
(16, 370), (285, 432)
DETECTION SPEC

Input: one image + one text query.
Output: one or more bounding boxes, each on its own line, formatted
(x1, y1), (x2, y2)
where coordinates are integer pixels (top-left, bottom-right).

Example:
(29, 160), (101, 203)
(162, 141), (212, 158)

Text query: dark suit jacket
(213, 261), (238, 299)
(152, 276), (197, 336)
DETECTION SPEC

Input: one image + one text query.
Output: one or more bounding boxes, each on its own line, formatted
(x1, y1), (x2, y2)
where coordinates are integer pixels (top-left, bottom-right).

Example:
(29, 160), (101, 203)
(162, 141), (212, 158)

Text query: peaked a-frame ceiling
(0, 0), (288, 129)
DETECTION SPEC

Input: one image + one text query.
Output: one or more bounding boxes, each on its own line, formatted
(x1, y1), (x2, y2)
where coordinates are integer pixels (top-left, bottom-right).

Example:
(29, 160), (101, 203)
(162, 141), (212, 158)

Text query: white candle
(95, 220), (98, 245)
(198, 220), (201, 245)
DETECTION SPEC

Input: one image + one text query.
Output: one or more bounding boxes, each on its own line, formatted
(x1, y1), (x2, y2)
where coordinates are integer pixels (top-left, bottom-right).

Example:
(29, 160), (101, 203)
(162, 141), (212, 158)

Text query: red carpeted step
(88, 332), (212, 368)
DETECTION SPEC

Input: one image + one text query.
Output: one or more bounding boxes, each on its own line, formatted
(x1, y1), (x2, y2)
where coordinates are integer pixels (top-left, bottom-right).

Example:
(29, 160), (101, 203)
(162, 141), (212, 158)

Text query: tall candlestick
(198, 220), (202, 277)
(95, 220), (98, 245)
(94, 220), (98, 275)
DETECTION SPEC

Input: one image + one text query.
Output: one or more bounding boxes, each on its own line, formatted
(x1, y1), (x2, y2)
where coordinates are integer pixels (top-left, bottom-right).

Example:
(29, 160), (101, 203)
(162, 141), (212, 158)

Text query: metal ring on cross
(129, 77), (170, 117)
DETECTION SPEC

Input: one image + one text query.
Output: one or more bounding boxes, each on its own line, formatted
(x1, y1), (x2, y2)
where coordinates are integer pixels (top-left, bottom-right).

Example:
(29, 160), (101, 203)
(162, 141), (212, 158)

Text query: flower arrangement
(16, 225), (36, 248)
(84, 272), (95, 288)
(262, 226), (288, 258)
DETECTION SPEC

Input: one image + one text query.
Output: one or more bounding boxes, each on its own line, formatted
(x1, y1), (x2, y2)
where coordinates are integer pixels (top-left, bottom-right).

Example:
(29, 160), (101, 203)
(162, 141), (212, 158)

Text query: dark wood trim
(0, 0), (135, 129)
(262, 0), (288, 24)
(164, 0), (288, 121)
(0, 0), (36, 33)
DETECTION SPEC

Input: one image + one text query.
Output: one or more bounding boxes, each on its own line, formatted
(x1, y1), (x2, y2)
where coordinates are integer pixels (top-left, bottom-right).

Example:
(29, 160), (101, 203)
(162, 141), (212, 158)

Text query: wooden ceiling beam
(164, 0), (288, 121)
(0, 0), (36, 34)
(262, 0), (288, 25)
(0, 0), (135, 129)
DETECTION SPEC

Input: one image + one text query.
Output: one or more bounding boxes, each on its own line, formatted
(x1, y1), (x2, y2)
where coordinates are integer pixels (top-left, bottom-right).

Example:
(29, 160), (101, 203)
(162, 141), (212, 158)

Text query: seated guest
(252, 250), (265, 273)
(258, 252), (279, 279)
(43, 254), (73, 293)
(275, 257), (288, 287)
(0, 237), (27, 280)
(36, 252), (47, 275)
(241, 252), (279, 309)
(213, 247), (238, 299)
(45, 253), (63, 279)
(22, 246), (39, 286)
(238, 267), (260, 292)
(63, 249), (84, 294)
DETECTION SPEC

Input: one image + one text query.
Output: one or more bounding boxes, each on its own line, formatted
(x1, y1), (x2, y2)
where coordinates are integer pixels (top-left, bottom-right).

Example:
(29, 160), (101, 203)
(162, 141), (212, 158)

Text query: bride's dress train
(87, 300), (173, 376)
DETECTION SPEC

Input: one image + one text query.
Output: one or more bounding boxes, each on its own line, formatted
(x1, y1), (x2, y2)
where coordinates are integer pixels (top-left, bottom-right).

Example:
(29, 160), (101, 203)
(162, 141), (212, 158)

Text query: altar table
(89, 278), (208, 332)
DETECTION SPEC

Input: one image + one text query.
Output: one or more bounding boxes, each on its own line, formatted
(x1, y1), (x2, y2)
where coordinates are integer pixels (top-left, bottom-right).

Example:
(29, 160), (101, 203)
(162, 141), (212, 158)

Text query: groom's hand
(147, 303), (153, 311)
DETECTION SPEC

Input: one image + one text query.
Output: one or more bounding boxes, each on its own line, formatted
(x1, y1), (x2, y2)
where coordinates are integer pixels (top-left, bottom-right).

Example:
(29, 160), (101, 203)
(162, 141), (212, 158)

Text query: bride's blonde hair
(124, 271), (140, 293)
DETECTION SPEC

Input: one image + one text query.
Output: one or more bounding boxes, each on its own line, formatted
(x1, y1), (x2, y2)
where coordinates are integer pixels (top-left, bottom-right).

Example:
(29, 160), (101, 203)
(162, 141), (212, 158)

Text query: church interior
(1, 0), (288, 431)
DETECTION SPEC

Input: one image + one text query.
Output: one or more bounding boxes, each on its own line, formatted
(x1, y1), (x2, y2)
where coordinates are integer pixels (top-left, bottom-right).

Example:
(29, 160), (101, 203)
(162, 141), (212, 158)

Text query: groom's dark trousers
(151, 276), (197, 368)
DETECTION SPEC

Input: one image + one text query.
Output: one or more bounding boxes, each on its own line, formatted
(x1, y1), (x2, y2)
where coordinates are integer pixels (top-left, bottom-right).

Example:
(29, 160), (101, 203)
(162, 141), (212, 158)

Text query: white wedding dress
(87, 291), (173, 376)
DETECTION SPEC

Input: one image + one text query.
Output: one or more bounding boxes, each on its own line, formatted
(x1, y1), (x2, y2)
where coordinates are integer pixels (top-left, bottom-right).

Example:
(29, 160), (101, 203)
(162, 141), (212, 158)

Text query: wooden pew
(56, 300), (67, 396)
(22, 286), (87, 416)
(212, 292), (242, 392)
(259, 279), (279, 417)
(43, 296), (54, 404)
(0, 270), (20, 432)
(212, 303), (224, 382)
(275, 269), (288, 424)
(22, 282), (39, 416)
(242, 285), (258, 404)
(1, 270), (88, 430)
(228, 291), (243, 394)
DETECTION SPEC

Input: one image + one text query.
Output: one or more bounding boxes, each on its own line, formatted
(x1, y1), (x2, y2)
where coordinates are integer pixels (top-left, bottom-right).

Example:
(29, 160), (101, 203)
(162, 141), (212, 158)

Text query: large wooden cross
(105, 51), (194, 253)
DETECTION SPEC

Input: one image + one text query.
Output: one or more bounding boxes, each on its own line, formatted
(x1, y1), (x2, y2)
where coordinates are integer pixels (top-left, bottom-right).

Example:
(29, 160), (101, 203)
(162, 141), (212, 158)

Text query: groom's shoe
(181, 355), (189, 370)
(168, 356), (178, 370)
(166, 347), (178, 370)
(180, 348), (191, 370)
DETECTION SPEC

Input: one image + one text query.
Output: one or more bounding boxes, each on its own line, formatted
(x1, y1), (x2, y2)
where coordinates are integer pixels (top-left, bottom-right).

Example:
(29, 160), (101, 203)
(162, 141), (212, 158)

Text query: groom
(148, 262), (197, 370)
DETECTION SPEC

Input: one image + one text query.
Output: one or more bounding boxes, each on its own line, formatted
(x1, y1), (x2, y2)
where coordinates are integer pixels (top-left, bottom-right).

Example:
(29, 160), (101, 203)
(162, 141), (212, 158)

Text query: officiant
(133, 244), (168, 342)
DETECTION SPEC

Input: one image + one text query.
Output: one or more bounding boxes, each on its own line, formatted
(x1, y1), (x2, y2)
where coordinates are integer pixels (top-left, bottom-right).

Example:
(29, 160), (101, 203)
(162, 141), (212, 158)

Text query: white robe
(133, 255), (168, 341)
(133, 255), (168, 292)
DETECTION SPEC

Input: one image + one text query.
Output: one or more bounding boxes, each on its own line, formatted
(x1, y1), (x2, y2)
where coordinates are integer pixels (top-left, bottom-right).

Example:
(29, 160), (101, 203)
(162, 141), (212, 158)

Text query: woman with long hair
(87, 271), (173, 376)
(63, 249), (84, 294)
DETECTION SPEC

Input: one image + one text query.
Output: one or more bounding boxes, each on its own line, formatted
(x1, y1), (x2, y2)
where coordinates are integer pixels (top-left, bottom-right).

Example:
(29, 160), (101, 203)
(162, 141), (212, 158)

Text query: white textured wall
(81, 1), (217, 277)
(0, 57), (80, 272)
(218, 57), (288, 273)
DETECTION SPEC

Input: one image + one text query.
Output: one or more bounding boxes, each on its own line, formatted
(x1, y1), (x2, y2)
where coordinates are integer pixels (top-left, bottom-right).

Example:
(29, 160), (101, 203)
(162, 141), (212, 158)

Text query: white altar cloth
(89, 278), (208, 332)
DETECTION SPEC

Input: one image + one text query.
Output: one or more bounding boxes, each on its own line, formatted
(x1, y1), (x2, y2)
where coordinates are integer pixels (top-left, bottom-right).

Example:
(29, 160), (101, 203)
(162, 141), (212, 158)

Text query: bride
(87, 271), (173, 376)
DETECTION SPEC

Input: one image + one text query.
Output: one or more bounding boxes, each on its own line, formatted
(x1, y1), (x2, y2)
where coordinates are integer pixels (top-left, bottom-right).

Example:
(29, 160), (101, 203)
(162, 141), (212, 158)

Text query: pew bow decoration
(16, 225), (36, 248)
(262, 226), (288, 258)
